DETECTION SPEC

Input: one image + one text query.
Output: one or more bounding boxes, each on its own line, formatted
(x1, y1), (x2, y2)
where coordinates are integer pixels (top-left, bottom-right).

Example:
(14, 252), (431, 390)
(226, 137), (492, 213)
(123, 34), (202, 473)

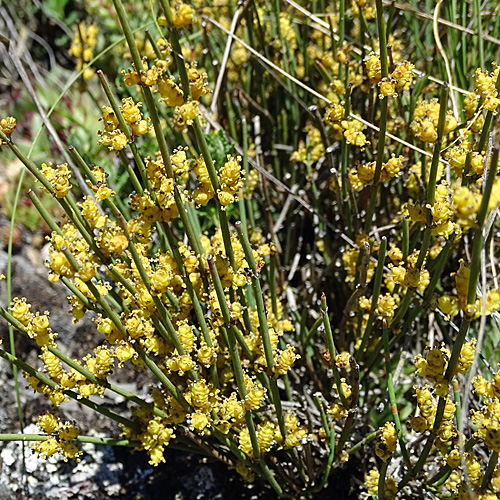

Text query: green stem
(363, 0), (389, 232)
(473, 0), (485, 71)
(453, 378), (461, 432)
(0, 433), (134, 446)
(378, 461), (389, 500)
(356, 237), (387, 360)
(207, 253), (260, 456)
(242, 116), (256, 229)
(0, 347), (136, 429)
(235, 223), (274, 371)
(402, 216), (409, 261)
(348, 431), (378, 455)
(383, 325), (411, 467)
(481, 451), (499, 493)
(426, 85), (449, 207)
(235, 221), (286, 438)
(321, 294), (347, 407)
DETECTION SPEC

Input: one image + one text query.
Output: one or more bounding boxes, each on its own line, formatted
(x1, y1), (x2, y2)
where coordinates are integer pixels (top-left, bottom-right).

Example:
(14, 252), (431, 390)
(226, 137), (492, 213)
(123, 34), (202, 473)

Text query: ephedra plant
(2, 0), (500, 497)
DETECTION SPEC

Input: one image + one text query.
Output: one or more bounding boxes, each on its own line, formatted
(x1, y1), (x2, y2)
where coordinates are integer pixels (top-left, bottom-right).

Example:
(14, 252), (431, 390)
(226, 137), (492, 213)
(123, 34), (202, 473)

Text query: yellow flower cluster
(68, 22), (98, 81)
(327, 378), (352, 420)
(239, 419), (280, 457)
(122, 407), (175, 466)
(473, 399), (500, 453)
(187, 64), (212, 101)
(0, 116), (16, 142)
(363, 52), (414, 97)
(291, 124), (325, 162)
(172, 3), (195, 29)
(173, 100), (199, 130)
(365, 468), (398, 499)
(10, 298), (56, 347)
(411, 98), (458, 142)
(122, 55), (211, 134)
(349, 154), (404, 189)
(447, 139), (485, 176)
(40, 162), (72, 198)
(131, 155), (183, 223)
(473, 66), (500, 113)
(342, 238), (376, 285)
(411, 385), (456, 448)
(44, 346), (108, 398)
(217, 155), (244, 206)
(46, 222), (101, 282)
(437, 261), (500, 319)
(385, 249), (430, 294)
(86, 166), (115, 201)
(98, 97), (151, 151)
(474, 369), (500, 400)
(351, 0), (376, 20)
(375, 422), (397, 462)
(342, 119), (368, 147)
(31, 412), (81, 460)
(414, 344), (450, 396)
(192, 155), (215, 204)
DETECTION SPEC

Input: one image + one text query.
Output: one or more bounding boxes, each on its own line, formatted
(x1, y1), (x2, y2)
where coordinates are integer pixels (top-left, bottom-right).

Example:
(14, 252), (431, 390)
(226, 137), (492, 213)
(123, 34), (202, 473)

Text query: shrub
(2, 0), (500, 497)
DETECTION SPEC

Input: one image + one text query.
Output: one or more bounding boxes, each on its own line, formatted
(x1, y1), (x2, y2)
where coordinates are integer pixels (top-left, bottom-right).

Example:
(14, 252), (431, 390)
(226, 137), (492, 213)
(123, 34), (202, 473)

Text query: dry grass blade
(433, 0), (459, 120)
(384, 0), (500, 48)
(209, 5), (242, 123)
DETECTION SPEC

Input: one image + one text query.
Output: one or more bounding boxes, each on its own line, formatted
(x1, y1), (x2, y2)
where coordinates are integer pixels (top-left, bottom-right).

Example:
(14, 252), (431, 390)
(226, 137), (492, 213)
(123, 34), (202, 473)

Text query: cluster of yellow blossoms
(437, 260), (500, 320)
(364, 51), (414, 98)
(411, 98), (458, 143)
(349, 154), (404, 190)
(68, 22), (98, 81)
(120, 46), (211, 132)
(98, 97), (151, 151)
(291, 124), (326, 163)
(11, 217), (305, 466)
(40, 163), (72, 198)
(31, 412), (81, 461)
(0, 116), (16, 144)
(10, 300), (115, 403)
(193, 155), (245, 207)
(365, 467), (398, 500)
(16, 118), (302, 466)
(240, 412), (304, 457)
(404, 339), (500, 497)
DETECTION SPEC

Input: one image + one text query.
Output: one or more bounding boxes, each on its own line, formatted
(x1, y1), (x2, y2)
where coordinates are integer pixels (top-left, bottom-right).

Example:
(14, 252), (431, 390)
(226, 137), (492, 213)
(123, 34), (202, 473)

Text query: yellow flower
(391, 60), (414, 90)
(378, 78), (397, 98)
(41, 163), (72, 198)
(364, 52), (382, 83)
(0, 116), (16, 137)
(375, 422), (397, 461)
(173, 3), (195, 29)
